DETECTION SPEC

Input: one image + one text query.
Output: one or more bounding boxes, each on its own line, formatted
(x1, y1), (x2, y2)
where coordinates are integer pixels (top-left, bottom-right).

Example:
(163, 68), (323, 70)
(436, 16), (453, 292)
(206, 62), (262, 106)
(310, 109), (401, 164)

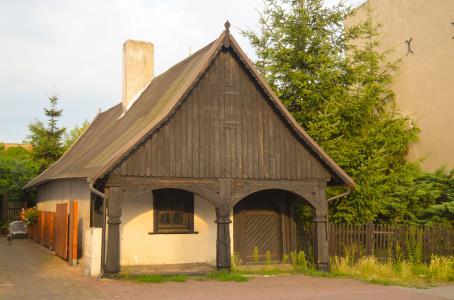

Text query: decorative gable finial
(224, 20), (231, 48)
(225, 20), (231, 33)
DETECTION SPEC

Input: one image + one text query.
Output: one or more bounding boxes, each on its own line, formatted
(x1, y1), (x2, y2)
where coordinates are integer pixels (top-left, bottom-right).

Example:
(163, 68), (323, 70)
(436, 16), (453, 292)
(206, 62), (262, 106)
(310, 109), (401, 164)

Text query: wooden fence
(28, 203), (78, 265)
(1, 200), (26, 223)
(299, 223), (454, 263)
(28, 211), (56, 249)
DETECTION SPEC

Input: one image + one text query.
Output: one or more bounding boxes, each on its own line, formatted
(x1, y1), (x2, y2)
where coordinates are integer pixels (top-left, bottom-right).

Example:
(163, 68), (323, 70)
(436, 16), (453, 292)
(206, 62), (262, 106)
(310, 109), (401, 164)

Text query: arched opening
(233, 189), (314, 264)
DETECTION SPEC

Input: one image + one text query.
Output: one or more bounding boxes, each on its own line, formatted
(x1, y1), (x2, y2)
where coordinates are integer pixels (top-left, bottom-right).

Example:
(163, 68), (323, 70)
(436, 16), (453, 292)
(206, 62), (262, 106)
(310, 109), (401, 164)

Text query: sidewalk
(1, 238), (451, 300)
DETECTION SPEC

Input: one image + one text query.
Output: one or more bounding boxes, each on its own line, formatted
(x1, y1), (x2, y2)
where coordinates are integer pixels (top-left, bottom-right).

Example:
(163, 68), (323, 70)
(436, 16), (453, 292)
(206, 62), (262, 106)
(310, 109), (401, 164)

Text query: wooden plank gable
(117, 49), (330, 181)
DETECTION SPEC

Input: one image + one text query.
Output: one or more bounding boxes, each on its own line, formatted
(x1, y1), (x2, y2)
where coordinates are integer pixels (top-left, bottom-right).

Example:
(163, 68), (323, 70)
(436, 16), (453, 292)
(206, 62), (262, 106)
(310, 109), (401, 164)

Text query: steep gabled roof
(26, 26), (355, 189)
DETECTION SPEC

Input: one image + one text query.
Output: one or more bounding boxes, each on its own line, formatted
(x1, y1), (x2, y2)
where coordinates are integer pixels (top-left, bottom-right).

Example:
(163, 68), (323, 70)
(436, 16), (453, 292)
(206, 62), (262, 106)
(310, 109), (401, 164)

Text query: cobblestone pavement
(0, 238), (107, 299)
(1, 239), (452, 300)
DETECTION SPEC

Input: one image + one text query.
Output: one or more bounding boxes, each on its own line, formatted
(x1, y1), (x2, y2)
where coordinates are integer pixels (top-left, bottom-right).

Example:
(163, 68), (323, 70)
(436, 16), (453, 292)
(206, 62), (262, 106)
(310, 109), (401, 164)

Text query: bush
(23, 207), (38, 225)
(290, 251), (308, 271)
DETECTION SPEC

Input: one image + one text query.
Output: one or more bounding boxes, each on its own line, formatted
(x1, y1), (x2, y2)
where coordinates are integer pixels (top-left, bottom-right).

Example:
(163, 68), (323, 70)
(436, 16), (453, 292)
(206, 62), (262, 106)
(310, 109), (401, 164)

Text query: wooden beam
(105, 186), (122, 274)
(230, 179), (322, 207)
(313, 182), (329, 271)
(121, 176), (221, 206)
(216, 179), (232, 269)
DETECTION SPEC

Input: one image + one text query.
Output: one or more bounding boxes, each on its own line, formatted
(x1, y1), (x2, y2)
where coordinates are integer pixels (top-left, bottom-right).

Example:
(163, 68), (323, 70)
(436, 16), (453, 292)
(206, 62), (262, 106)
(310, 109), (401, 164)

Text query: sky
(0, 0), (356, 143)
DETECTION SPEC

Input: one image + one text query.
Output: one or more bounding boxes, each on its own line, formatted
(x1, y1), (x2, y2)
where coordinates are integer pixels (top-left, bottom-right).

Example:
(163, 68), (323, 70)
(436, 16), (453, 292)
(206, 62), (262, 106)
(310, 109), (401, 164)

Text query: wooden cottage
(25, 22), (354, 275)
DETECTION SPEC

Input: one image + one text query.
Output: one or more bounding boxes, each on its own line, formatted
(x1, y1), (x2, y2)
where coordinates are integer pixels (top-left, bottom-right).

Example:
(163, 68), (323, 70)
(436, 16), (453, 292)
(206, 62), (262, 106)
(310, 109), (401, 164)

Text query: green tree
(243, 0), (430, 223)
(26, 95), (66, 171)
(63, 120), (89, 150)
(413, 168), (454, 226)
(0, 144), (39, 204)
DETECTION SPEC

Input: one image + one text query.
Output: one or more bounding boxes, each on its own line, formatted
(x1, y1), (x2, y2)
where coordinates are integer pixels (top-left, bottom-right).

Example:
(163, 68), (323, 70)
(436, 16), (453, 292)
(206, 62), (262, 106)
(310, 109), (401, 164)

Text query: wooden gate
(54, 203), (69, 260)
(234, 195), (283, 263)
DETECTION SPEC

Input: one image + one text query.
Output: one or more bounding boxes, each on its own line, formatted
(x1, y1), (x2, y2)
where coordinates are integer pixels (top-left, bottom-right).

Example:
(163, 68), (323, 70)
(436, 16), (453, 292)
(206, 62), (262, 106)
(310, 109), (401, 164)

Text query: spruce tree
(63, 120), (89, 151)
(26, 95), (66, 171)
(243, 0), (431, 223)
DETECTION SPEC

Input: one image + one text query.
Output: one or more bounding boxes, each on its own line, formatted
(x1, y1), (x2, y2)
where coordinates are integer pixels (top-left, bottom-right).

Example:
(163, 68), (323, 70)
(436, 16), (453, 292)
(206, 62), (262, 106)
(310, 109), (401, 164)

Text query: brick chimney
(122, 39), (154, 111)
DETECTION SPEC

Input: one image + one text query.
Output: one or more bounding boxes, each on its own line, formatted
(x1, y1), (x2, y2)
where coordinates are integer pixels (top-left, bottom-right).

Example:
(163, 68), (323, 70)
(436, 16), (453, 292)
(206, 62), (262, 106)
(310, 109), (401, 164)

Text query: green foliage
(122, 274), (188, 283)
(330, 255), (454, 287)
(63, 120), (89, 151)
(0, 144), (39, 203)
(232, 252), (242, 268)
(294, 202), (314, 223)
(243, 0), (446, 224)
(252, 246), (260, 263)
(411, 168), (454, 225)
(282, 253), (289, 264)
(206, 270), (248, 282)
(26, 95), (66, 171)
(265, 251), (272, 265)
(23, 207), (39, 225)
(404, 227), (423, 264)
(394, 244), (403, 265)
(290, 250), (309, 271)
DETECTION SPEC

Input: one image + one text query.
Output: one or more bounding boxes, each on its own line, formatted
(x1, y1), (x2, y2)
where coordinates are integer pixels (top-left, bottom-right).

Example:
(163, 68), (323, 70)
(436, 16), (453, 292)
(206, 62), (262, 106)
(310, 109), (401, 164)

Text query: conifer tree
(243, 0), (431, 223)
(26, 95), (66, 171)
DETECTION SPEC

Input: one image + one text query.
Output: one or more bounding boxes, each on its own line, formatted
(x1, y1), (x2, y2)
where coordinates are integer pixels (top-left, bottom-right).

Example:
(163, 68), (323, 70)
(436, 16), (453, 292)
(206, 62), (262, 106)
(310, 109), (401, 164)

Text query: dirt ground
(1, 239), (452, 300)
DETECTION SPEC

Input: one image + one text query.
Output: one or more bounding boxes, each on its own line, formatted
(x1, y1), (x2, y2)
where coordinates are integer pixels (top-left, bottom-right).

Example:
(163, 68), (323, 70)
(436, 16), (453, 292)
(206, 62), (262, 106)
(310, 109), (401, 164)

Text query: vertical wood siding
(118, 50), (330, 180)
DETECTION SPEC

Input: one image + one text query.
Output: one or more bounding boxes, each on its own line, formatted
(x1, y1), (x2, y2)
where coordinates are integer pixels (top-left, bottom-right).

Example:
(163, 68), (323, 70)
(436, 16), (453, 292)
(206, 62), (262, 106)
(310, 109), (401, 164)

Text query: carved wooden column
(215, 179), (232, 269)
(313, 182), (329, 271)
(105, 185), (122, 274)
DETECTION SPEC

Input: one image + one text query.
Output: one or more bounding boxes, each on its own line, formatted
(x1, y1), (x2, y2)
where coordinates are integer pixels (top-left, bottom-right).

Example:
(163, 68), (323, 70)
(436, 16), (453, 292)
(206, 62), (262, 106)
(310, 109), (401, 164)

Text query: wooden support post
(216, 179), (232, 270)
(314, 182), (329, 272)
(68, 200), (79, 266)
(105, 186), (122, 275)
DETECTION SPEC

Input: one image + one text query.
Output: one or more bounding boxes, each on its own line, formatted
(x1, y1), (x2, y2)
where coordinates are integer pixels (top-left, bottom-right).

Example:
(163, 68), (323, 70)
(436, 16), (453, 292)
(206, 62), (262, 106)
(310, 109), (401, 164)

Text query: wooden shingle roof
(25, 27), (354, 188)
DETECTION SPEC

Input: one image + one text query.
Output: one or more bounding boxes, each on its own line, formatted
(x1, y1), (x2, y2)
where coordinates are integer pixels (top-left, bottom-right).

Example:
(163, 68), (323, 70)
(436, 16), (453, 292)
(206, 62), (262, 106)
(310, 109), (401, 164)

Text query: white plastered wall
(120, 189), (228, 266)
(35, 179), (91, 257)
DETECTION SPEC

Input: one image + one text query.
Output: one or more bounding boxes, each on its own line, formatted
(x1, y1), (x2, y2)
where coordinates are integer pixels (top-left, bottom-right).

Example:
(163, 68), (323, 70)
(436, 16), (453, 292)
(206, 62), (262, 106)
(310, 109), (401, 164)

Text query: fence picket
(298, 222), (453, 263)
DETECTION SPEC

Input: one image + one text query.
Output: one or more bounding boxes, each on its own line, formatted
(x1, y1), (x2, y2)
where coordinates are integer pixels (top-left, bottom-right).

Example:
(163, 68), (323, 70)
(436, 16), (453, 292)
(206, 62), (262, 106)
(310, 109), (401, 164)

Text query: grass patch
(234, 264), (295, 276)
(205, 270), (248, 282)
(118, 252), (453, 288)
(121, 274), (188, 283)
(329, 255), (454, 288)
(119, 271), (247, 283)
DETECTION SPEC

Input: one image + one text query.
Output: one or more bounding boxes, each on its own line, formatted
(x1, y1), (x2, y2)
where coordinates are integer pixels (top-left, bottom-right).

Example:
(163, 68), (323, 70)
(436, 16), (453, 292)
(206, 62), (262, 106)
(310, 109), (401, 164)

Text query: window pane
(154, 189), (194, 233)
(172, 211), (185, 226)
(158, 212), (171, 226)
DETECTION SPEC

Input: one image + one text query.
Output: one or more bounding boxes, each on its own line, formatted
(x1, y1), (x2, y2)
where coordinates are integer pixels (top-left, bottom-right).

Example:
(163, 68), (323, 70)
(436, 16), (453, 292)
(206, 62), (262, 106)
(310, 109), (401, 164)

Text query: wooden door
(54, 203), (68, 260)
(234, 194), (283, 263)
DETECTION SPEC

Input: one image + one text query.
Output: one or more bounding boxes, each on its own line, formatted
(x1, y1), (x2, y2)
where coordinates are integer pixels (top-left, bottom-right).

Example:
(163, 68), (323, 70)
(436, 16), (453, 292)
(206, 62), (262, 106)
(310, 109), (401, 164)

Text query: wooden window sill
(148, 231), (199, 235)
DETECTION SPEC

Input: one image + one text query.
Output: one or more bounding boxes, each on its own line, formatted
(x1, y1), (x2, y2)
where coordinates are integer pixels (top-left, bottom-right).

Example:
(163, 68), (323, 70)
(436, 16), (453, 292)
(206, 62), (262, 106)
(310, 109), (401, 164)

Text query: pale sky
(0, 0), (355, 143)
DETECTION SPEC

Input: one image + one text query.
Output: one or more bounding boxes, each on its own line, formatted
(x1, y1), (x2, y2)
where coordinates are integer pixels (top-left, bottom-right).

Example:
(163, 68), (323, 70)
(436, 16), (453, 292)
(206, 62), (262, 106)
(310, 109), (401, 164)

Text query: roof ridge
(26, 26), (354, 188)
